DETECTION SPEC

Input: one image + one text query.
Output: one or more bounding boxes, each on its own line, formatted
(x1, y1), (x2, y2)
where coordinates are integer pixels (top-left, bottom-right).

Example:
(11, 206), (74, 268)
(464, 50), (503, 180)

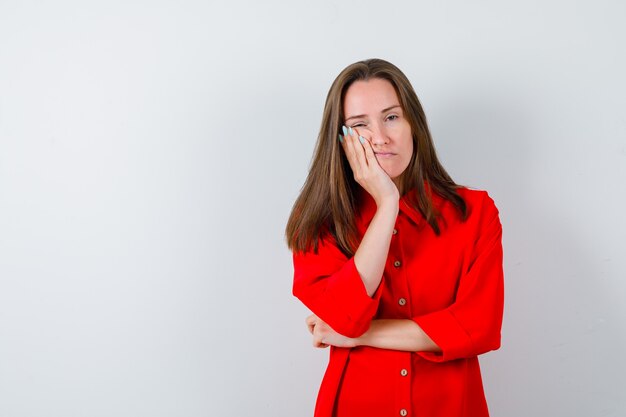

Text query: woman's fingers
(347, 127), (369, 171)
(353, 132), (382, 172)
(305, 314), (317, 334)
(313, 338), (329, 348)
(339, 125), (399, 203)
(343, 126), (382, 183)
(341, 127), (363, 177)
(311, 319), (330, 348)
(340, 126), (369, 180)
(360, 134), (378, 164)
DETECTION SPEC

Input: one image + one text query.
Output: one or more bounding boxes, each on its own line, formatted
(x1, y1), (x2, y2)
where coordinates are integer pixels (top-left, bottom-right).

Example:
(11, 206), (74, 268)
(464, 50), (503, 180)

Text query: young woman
(285, 59), (504, 417)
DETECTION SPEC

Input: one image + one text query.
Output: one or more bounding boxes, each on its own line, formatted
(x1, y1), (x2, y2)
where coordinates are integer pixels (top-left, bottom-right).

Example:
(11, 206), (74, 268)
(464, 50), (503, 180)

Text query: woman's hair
(285, 58), (468, 256)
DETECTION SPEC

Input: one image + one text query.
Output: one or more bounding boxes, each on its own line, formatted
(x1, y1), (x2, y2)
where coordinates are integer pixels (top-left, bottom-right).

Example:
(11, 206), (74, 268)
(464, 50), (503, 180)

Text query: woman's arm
(354, 201), (398, 296)
(356, 319), (441, 352)
(292, 131), (399, 338)
(307, 314), (441, 353)
(342, 128), (399, 296)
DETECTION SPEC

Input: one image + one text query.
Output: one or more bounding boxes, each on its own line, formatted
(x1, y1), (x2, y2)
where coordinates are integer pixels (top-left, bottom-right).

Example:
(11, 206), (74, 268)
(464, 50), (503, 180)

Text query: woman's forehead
(343, 79), (401, 118)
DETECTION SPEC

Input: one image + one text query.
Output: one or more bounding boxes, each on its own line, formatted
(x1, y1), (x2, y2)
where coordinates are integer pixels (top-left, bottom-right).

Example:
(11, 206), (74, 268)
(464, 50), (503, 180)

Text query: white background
(1, 1), (625, 416)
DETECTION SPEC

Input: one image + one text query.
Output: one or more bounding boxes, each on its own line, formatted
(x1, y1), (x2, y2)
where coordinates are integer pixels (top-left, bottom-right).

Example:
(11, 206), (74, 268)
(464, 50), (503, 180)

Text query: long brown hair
(285, 58), (468, 256)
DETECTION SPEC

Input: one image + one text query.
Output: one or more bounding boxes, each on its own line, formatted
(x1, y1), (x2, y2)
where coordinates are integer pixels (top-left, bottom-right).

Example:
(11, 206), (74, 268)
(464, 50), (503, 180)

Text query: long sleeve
(412, 192), (504, 362)
(292, 234), (385, 338)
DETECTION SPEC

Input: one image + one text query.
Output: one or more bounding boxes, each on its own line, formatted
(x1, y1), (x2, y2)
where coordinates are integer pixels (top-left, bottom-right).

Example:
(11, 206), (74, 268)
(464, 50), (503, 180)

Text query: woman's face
(343, 78), (414, 184)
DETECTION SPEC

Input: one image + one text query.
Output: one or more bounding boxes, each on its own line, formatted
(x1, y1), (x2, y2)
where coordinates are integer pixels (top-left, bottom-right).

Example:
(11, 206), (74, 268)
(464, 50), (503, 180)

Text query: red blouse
(292, 185), (504, 417)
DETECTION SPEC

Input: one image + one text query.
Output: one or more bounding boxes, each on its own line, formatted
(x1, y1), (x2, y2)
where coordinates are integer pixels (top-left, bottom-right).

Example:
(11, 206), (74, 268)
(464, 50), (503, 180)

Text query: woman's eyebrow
(345, 105), (401, 122)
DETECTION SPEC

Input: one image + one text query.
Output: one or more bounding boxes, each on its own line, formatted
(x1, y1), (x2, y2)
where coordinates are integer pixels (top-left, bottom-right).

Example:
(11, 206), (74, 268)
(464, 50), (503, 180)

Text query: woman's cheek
(356, 127), (372, 136)
(392, 122), (409, 133)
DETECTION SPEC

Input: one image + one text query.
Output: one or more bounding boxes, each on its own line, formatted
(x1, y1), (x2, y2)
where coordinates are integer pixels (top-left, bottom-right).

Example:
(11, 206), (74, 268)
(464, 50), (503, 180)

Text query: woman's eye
(352, 123), (365, 128)
(386, 115), (398, 121)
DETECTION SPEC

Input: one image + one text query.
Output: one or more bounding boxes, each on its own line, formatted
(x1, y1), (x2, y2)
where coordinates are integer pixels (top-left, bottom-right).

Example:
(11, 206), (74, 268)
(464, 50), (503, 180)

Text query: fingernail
(342, 126), (348, 136)
(338, 134), (344, 143)
(348, 127), (354, 135)
(359, 136), (365, 144)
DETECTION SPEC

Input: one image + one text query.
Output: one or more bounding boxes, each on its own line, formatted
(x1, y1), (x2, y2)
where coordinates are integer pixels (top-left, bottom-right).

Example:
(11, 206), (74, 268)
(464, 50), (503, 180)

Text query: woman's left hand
(305, 314), (359, 349)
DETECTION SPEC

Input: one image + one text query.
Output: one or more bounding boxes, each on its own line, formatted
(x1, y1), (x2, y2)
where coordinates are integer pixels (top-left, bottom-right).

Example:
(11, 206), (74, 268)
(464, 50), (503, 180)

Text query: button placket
(396, 351), (411, 417)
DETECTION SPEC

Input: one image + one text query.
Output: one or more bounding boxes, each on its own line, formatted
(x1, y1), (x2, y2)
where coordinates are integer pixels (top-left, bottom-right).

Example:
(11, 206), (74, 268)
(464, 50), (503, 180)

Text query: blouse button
(392, 228), (398, 235)
(393, 260), (401, 268)
(400, 409), (408, 416)
(398, 297), (406, 306)
(400, 368), (408, 376)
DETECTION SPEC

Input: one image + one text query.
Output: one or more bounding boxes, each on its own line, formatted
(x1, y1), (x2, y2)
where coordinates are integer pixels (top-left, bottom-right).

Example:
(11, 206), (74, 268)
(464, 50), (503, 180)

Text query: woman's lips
(375, 152), (395, 158)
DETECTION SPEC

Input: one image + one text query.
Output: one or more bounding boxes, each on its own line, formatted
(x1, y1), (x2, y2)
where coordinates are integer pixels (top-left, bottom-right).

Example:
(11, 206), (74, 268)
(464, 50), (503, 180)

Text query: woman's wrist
(374, 198), (399, 215)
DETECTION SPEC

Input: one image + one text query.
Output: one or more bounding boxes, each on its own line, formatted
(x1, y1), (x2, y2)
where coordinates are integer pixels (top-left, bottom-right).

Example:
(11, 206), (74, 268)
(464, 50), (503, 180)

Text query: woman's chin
(383, 168), (402, 180)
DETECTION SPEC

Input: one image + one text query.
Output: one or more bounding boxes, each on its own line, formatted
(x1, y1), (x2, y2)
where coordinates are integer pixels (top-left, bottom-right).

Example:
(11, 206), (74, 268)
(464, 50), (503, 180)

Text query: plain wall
(1, 1), (625, 416)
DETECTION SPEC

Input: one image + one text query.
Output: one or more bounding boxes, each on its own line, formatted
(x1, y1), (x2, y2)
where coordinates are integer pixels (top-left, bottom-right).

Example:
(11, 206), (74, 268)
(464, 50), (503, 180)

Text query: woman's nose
(370, 126), (389, 145)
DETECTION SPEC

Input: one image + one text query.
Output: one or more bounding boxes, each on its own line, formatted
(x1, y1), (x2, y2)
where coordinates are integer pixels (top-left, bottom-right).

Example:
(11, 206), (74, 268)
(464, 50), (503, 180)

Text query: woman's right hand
(306, 313), (358, 349)
(340, 126), (399, 207)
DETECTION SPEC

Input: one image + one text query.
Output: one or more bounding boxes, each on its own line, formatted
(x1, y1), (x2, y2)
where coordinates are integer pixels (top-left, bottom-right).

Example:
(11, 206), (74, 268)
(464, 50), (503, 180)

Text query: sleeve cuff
(412, 309), (473, 362)
(324, 257), (384, 337)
